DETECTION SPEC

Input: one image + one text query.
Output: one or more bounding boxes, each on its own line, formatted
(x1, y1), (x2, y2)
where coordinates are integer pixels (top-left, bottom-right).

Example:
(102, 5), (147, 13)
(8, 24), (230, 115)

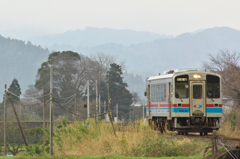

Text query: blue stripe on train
(146, 108), (190, 113)
(206, 108), (222, 113)
(147, 108), (222, 113)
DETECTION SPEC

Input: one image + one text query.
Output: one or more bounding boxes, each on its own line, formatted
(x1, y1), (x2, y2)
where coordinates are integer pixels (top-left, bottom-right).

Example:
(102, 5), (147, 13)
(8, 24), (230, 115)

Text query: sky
(0, 0), (240, 38)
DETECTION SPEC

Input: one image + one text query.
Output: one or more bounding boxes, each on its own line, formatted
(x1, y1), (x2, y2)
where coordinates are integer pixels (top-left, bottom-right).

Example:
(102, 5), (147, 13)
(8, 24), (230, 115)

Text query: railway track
(178, 133), (240, 142)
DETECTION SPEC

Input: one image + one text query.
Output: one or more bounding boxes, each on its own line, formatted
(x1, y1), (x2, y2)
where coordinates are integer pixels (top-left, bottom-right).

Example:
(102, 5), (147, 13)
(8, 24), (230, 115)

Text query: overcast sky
(0, 0), (240, 38)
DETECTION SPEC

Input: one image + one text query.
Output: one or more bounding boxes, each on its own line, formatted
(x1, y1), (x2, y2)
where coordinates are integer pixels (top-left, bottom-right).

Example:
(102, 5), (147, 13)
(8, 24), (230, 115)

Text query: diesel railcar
(145, 69), (222, 135)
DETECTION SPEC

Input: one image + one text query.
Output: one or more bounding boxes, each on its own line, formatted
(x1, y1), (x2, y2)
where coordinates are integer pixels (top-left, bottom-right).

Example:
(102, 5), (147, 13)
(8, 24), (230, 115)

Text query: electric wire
(6, 90), (50, 100)
(53, 96), (75, 106)
(54, 98), (107, 117)
(23, 93), (50, 98)
(53, 94), (75, 100)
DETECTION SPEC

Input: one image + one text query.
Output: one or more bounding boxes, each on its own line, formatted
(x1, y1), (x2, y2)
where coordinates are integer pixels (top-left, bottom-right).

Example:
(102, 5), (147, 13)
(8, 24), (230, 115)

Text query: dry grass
(53, 119), (208, 158)
(218, 108), (240, 137)
(54, 119), (155, 156)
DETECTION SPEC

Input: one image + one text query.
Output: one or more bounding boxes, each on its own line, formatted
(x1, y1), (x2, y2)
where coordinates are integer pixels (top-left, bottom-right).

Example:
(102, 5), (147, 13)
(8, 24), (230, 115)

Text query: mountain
(1, 27), (240, 101)
(0, 35), (49, 98)
(74, 27), (240, 74)
(27, 27), (173, 48)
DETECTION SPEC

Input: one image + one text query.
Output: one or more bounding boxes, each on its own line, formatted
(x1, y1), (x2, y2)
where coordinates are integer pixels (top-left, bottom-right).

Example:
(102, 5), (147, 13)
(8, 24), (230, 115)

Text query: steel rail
(178, 134), (240, 142)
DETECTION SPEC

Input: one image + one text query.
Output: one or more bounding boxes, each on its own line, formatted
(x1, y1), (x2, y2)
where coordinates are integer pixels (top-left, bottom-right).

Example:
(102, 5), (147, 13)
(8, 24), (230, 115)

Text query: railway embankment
(218, 108), (240, 137)
(13, 119), (210, 158)
(3, 119), (240, 158)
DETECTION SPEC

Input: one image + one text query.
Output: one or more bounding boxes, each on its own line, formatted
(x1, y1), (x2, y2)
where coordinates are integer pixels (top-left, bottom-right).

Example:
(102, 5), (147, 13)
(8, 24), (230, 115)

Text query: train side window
(151, 85), (153, 102)
(153, 85), (155, 102)
(154, 85), (157, 102)
(161, 84), (164, 102)
(164, 84), (166, 101)
(155, 85), (158, 102)
(158, 85), (161, 102)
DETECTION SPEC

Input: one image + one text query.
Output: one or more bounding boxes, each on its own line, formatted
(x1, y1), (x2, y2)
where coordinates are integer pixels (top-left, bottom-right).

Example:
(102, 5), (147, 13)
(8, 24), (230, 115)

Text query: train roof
(147, 68), (200, 81)
(147, 68), (221, 82)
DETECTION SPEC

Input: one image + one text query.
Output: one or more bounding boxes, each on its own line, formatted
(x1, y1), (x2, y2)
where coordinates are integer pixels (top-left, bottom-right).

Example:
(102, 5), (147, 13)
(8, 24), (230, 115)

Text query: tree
(106, 63), (133, 119)
(132, 92), (140, 104)
(34, 51), (92, 118)
(203, 50), (240, 107)
(8, 78), (21, 103)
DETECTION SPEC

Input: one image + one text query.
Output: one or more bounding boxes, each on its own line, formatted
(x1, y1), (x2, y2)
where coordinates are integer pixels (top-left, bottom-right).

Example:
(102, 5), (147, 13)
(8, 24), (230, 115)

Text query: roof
(147, 68), (200, 81)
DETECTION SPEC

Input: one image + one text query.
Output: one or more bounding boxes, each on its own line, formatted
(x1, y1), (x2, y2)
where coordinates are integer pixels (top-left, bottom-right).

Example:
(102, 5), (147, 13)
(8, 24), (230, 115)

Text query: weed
(23, 144), (43, 156)
(230, 113), (236, 128)
(52, 119), (207, 157)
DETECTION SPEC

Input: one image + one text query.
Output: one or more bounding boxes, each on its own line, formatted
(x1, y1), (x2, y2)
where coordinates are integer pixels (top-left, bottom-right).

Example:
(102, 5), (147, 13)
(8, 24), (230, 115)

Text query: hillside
(74, 27), (240, 74)
(0, 35), (49, 97)
(28, 27), (172, 48)
(1, 27), (240, 100)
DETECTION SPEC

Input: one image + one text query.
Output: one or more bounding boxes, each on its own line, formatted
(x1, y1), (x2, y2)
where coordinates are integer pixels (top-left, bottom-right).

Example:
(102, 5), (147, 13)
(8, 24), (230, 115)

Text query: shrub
(24, 144), (43, 156)
(230, 113), (237, 128)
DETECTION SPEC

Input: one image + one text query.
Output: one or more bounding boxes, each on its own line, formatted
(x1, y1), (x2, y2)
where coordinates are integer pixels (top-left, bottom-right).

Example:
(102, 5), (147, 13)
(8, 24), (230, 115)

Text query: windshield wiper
(179, 97), (183, 102)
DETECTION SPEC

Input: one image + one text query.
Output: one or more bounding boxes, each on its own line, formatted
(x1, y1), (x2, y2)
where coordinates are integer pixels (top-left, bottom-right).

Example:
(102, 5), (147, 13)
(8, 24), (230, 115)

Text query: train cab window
(207, 75), (220, 98)
(164, 84), (166, 101)
(175, 75), (189, 98)
(193, 85), (202, 99)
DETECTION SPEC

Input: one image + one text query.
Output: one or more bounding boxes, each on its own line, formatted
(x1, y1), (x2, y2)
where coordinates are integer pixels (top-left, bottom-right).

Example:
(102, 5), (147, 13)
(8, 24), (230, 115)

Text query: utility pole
(99, 94), (101, 119)
(107, 84), (116, 136)
(43, 87), (46, 130)
(130, 106), (131, 121)
(87, 78), (89, 119)
(96, 79), (98, 121)
(7, 93), (28, 147)
(4, 84), (7, 156)
(143, 104), (144, 121)
(50, 66), (53, 156)
(104, 100), (106, 120)
(20, 102), (21, 115)
(75, 90), (77, 121)
(116, 104), (118, 121)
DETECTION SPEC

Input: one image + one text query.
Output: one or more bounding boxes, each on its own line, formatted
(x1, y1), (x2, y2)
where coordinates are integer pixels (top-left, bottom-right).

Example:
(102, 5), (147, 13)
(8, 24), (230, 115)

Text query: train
(145, 69), (222, 135)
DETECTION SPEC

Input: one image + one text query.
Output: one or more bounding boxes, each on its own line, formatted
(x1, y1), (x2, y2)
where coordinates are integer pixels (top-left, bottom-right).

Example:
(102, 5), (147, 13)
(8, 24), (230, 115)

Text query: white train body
(145, 69), (222, 133)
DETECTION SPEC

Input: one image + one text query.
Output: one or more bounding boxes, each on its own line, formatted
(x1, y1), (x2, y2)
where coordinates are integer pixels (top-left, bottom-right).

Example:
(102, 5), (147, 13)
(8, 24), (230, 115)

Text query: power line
(6, 90), (50, 100)
(54, 99), (107, 117)
(53, 96), (75, 106)
(53, 94), (75, 100)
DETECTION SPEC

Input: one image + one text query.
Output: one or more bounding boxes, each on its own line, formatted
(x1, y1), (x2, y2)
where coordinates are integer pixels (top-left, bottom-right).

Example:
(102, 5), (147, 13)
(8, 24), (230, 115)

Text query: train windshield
(206, 75), (220, 98)
(175, 75), (189, 98)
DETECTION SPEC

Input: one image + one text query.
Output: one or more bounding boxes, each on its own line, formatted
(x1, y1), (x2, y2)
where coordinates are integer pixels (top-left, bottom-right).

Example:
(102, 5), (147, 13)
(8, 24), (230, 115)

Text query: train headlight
(193, 74), (201, 79)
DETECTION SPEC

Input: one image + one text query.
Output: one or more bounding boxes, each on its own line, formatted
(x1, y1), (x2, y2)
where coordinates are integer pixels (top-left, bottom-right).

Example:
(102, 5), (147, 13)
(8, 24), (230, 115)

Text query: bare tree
(203, 49), (240, 107)
(132, 92), (140, 104)
(89, 52), (126, 82)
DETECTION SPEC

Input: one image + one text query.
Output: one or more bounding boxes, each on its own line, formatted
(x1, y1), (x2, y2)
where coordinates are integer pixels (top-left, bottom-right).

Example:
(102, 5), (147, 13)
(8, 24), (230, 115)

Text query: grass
(1, 119), (211, 158)
(0, 156), (206, 159)
(50, 119), (209, 158)
(218, 109), (240, 137)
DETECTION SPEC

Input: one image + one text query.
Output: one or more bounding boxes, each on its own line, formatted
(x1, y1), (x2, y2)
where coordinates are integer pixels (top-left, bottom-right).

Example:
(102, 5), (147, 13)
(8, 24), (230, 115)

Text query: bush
(24, 144), (43, 156)
(128, 135), (206, 157)
(230, 113), (237, 128)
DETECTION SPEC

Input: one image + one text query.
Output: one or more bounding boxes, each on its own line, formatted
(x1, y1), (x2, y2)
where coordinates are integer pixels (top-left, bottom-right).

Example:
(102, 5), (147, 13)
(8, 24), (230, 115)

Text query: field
(0, 119), (212, 158)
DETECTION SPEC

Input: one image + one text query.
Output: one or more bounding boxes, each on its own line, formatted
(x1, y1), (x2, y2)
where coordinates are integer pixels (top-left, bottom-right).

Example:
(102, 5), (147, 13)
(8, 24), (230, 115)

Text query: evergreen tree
(106, 63), (133, 119)
(8, 78), (21, 103)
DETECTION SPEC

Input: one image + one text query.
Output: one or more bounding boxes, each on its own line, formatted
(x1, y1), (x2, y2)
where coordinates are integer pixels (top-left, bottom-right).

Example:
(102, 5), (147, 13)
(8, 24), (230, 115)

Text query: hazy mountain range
(28, 27), (173, 48)
(0, 26), (240, 100)
(29, 27), (240, 74)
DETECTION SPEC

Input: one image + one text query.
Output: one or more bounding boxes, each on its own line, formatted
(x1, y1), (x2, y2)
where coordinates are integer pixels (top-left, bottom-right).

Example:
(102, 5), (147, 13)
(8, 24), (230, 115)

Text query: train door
(190, 82), (206, 117)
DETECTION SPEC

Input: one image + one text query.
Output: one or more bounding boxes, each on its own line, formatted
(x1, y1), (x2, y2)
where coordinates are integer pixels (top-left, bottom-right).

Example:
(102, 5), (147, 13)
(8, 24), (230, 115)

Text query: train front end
(173, 71), (222, 134)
